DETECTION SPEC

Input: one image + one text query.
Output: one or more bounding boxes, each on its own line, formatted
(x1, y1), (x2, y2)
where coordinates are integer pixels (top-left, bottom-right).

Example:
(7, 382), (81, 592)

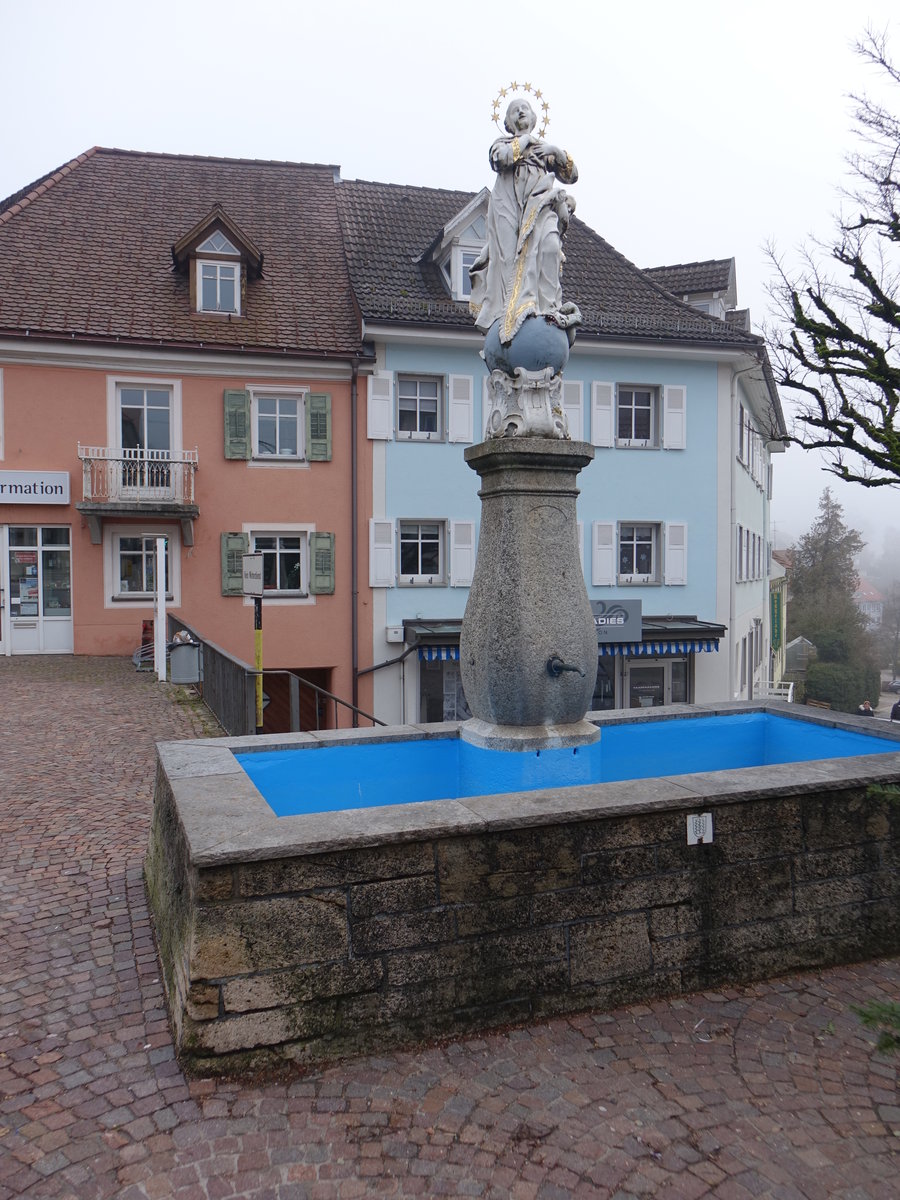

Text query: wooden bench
(806, 699), (832, 710)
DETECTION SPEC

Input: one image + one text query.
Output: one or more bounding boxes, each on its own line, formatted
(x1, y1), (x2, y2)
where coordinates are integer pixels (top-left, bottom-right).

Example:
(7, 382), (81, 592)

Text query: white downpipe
(155, 536), (167, 682)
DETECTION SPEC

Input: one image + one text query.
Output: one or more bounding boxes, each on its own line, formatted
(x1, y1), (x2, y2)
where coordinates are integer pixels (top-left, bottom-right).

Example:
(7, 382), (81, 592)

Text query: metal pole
(254, 596), (263, 735)
(155, 536), (167, 682)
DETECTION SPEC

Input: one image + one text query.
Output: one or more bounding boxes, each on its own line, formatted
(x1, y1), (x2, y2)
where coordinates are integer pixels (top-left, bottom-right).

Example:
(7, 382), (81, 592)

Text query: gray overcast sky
(2, 0), (899, 560)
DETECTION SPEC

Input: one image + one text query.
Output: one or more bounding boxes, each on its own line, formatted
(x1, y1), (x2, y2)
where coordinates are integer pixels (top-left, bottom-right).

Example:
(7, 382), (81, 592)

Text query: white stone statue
(469, 98), (579, 346)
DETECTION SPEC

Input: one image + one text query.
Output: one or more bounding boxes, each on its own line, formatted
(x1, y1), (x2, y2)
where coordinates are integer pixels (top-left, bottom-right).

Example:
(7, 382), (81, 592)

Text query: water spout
(546, 655), (586, 679)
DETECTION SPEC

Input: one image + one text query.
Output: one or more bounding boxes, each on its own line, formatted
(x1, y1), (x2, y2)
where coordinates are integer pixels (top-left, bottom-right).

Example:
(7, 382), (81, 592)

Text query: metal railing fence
(166, 616), (382, 736)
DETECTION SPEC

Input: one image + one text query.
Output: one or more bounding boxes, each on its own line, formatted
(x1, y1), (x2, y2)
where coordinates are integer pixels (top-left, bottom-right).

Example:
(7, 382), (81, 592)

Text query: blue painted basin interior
(236, 712), (899, 818)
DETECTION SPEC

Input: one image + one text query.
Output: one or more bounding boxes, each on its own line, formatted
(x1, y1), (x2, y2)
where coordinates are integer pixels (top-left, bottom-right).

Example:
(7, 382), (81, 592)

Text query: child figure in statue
(469, 99), (579, 346)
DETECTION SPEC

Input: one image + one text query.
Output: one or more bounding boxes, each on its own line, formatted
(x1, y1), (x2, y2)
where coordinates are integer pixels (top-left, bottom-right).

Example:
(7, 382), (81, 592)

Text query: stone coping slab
(156, 702), (900, 868)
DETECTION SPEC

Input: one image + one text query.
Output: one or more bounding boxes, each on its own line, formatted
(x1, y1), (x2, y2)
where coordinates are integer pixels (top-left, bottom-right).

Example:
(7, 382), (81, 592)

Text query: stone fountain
(460, 92), (598, 750)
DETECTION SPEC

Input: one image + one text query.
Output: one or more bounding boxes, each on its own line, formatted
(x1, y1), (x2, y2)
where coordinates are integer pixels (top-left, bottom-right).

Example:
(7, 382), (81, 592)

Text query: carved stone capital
(484, 367), (569, 440)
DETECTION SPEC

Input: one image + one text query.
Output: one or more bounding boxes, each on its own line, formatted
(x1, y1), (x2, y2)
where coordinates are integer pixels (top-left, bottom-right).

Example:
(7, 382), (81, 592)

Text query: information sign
(242, 553), (264, 597)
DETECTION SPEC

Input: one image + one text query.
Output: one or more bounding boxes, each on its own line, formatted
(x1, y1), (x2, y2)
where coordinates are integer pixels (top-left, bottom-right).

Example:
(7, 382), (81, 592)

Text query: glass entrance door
(7, 526), (73, 653)
(626, 658), (689, 708)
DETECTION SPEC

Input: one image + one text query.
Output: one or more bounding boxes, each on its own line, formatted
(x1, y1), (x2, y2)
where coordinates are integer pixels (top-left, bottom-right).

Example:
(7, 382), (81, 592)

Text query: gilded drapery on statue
(469, 98), (579, 345)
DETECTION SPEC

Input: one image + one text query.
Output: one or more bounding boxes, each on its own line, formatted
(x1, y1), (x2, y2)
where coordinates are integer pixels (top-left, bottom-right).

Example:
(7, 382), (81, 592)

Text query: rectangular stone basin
(146, 701), (900, 1073)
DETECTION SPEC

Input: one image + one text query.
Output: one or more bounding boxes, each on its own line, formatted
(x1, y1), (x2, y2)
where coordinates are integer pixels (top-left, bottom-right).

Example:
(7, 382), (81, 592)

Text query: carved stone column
(459, 437), (599, 750)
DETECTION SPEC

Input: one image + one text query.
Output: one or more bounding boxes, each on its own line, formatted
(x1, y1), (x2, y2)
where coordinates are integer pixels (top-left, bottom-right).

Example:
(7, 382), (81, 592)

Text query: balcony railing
(78, 445), (199, 505)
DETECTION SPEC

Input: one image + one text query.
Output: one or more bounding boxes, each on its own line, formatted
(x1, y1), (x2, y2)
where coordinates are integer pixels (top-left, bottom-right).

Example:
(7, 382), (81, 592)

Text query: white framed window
(592, 520), (687, 587)
(398, 376), (442, 439)
(438, 217), (487, 301)
(243, 523), (315, 605)
(617, 386), (659, 447)
(196, 232), (241, 315)
(107, 376), (182, 455)
(399, 520), (445, 584)
(619, 523), (659, 582)
(198, 261), (239, 314)
(253, 532), (307, 595)
(118, 536), (169, 595)
(252, 391), (306, 459)
(103, 523), (181, 608)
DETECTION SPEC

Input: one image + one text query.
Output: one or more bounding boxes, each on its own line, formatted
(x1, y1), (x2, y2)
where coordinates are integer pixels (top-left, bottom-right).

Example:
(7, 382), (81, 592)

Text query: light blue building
(337, 182), (786, 724)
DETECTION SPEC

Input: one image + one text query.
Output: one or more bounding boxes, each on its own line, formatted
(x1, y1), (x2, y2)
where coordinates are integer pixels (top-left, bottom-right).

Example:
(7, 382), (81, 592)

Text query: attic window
(199, 261), (239, 314)
(173, 207), (262, 319)
(438, 217), (486, 302)
(197, 232), (240, 256)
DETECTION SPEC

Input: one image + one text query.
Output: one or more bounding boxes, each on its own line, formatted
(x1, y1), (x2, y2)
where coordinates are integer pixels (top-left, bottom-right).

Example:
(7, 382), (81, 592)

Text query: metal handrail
(264, 669), (386, 729)
(166, 616), (384, 733)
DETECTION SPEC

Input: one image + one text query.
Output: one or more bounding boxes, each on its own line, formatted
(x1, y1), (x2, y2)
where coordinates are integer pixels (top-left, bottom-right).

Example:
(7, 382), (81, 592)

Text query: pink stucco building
(0, 149), (375, 727)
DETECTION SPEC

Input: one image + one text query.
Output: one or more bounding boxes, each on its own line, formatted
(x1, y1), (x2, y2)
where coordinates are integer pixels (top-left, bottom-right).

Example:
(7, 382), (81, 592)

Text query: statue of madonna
(469, 98), (579, 346)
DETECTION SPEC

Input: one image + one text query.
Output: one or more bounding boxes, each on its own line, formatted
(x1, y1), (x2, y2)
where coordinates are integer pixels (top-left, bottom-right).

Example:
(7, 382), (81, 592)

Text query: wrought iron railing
(78, 445), (198, 504)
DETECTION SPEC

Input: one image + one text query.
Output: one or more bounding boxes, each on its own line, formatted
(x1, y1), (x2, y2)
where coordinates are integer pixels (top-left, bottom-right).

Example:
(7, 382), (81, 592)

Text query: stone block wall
(152, 779), (900, 1073)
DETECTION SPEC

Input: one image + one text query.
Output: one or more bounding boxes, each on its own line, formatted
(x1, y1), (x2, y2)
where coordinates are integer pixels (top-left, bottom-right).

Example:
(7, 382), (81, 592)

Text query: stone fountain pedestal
(459, 437), (599, 751)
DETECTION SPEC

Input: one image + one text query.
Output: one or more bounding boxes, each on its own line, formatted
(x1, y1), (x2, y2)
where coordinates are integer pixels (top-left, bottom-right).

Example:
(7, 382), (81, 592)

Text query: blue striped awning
(598, 639), (719, 657)
(418, 646), (460, 661)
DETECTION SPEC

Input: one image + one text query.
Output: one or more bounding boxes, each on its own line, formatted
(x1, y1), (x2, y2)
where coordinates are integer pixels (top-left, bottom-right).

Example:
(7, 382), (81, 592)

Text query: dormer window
(422, 193), (490, 303)
(197, 232), (240, 314)
(437, 216), (486, 301)
(172, 206), (263, 319)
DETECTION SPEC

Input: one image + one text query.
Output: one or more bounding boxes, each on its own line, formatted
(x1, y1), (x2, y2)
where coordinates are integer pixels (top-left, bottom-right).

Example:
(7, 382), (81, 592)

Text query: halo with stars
(491, 82), (550, 139)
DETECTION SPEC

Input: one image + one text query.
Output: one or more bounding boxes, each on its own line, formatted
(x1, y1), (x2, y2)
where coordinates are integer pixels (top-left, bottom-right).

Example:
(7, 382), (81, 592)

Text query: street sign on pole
(242, 553), (264, 597)
(242, 554), (265, 733)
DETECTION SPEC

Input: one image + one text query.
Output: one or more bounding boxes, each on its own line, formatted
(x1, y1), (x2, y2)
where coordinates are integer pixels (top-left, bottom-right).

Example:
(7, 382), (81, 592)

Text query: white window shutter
(450, 520), (476, 586)
(367, 372), (394, 441)
(590, 382), (614, 447)
(663, 385), (687, 449)
(448, 375), (474, 443)
(592, 522), (615, 586)
(665, 522), (688, 585)
(369, 519), (395, 587)
(576, 520), (585, 575)
(562, 381), (583, 441)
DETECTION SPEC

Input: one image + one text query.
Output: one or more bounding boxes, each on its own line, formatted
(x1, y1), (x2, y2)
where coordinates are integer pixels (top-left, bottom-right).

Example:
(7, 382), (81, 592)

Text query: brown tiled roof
(336, 180), (760, 348)
(0, 148), (366, 357)
(644, 258), (735, 297)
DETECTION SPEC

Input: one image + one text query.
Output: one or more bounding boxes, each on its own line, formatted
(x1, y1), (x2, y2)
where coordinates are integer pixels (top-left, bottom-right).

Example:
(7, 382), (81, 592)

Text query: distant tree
(767, 30), (900, 489)
(787, 489), (867, 651)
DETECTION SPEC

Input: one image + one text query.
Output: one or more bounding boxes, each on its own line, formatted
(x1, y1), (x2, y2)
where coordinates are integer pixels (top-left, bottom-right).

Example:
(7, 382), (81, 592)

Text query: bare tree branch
(766, 30), (900, 489)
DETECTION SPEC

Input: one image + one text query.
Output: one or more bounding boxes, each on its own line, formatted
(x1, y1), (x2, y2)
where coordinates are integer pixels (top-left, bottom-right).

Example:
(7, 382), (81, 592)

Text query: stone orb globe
(484, 315), (570, 377)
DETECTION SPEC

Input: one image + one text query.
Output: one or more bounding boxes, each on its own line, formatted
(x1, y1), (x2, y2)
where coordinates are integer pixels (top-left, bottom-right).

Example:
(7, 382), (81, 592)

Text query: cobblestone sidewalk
(0, 656), (897, 1199)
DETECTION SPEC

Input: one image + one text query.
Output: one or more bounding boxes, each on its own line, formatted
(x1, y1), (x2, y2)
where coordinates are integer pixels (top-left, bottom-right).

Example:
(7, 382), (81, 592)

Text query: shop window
(419, 657), (470, 722)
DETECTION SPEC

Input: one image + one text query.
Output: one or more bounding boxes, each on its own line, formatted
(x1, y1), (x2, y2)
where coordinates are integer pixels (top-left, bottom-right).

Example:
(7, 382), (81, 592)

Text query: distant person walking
(858, 699), (875, 716)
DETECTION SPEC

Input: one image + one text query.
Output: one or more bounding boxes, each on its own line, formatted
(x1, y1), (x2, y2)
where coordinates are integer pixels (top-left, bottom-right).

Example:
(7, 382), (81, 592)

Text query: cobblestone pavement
(1, 656), (898, 1200)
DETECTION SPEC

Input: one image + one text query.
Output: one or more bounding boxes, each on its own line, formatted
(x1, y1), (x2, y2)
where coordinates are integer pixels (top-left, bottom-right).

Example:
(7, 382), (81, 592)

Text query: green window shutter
(306, 393), (332, 461)
(221, 532), (249, 595)
(223, 390), (251, 459)
(309, 532), (335, 594)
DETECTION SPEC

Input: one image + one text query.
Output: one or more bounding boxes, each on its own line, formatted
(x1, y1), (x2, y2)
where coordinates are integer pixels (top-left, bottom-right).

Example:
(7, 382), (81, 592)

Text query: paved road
(0, 656), (897, 1199)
